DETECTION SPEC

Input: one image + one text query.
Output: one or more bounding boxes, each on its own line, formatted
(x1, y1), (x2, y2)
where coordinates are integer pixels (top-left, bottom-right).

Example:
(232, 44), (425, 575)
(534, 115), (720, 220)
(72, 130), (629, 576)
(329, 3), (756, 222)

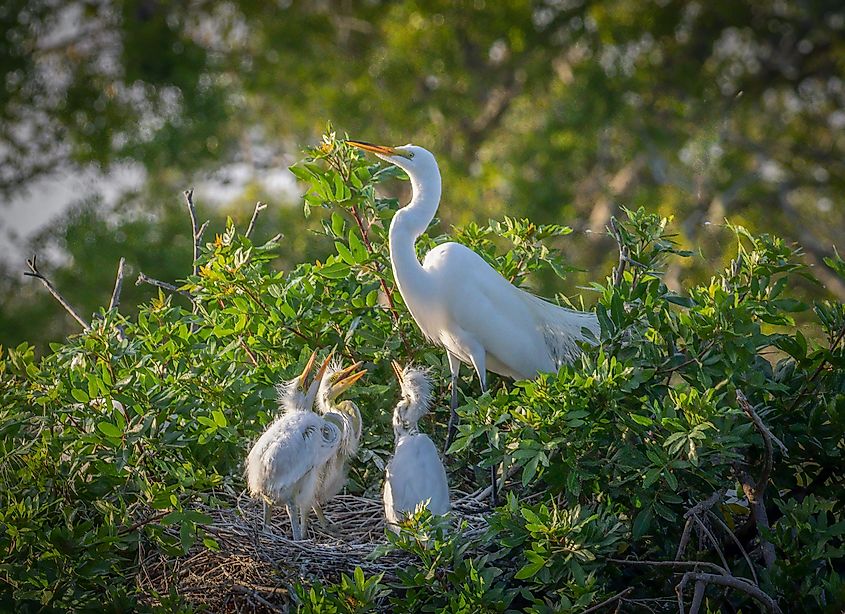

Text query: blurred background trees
(2, 0), (843, 349)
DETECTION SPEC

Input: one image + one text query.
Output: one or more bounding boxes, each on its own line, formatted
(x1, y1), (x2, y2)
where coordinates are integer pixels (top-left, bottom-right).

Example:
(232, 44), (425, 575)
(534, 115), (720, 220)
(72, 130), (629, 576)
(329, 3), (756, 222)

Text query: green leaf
(632, 507), (653, 541)
(71, 388), (89, 403)
(212, 410), (228, 428)
(97, 422), (122, 438)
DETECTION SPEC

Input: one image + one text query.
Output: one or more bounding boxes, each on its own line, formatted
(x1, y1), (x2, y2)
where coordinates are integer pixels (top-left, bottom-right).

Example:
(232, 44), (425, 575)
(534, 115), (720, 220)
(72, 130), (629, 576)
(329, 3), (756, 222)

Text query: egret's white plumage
(349, 141), (599, 502)
(314, 359), (366, 517)
(383, 362), (450, 532)
(246, 352), (340, 540)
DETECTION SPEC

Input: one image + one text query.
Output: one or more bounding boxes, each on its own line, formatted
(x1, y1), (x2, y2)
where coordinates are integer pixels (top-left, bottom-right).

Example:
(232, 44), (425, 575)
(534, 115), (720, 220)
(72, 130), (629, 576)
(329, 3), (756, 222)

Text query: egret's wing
(246, 412), (336, 501)
(385, 435), (450, 516)
(423, 242), (597, 377)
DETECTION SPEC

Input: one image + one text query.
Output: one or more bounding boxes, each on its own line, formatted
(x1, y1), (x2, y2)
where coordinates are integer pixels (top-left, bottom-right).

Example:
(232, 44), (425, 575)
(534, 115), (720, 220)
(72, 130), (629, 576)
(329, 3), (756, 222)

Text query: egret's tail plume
(524, 294), (600, 368)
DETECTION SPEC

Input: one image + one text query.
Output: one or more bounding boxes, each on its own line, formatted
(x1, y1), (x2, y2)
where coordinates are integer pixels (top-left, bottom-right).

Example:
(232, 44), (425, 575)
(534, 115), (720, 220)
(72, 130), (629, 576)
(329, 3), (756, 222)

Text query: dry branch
(583, 587), (634, 613)
(675, 572), (782, 614)
(736, 389), (783, 568)
(24, 254), (90, 330)
(109, 257), (127, 311)
(135, 272), (193, 299)
(245, 201), (267, 239)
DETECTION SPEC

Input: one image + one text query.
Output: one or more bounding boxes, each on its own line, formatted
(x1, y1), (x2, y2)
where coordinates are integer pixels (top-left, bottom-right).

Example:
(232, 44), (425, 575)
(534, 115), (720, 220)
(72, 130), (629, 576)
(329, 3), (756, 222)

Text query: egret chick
(314, 357), (367, 526)
(383, 362), (450, 532)
(246, 352), (340, 540)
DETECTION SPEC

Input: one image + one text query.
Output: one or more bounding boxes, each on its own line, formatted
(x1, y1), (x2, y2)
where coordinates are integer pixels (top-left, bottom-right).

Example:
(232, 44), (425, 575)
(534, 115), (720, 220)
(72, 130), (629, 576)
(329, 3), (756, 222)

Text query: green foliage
(0, 130), (843, 612)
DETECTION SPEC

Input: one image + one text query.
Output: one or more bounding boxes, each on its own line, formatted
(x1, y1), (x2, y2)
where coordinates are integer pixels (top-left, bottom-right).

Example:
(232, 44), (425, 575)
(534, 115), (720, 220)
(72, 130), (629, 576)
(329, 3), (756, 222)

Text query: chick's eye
(321, 426), (333, 439)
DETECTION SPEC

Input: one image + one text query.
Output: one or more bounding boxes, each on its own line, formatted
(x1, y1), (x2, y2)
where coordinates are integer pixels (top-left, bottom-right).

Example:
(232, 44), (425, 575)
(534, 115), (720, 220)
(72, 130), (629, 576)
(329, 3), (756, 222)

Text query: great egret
(348, 141), (599, 503)
(313, 358), (366, 526)
(246, 352), (346, 540)
(383, 361), (450, 532)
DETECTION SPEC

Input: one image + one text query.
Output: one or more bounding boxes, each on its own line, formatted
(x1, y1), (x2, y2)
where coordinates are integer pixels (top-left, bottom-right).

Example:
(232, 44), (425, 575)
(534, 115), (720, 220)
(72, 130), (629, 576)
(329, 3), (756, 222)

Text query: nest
(137, 489), (491, 612)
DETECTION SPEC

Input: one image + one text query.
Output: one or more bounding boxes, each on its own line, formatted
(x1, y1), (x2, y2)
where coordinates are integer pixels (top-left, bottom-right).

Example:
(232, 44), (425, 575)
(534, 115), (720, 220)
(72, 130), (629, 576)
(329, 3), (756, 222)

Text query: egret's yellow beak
(348, 140), (414, 159)
(347, 140), (396, 156)
(297, 350), (319, 389)
(390, 360), (404, 385)
(329, 361), (367, 399)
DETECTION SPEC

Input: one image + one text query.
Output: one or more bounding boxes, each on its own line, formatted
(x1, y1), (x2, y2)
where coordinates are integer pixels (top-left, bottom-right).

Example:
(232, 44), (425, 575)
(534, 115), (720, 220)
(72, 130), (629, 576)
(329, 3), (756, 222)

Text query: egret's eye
(407, 151), (415, 159)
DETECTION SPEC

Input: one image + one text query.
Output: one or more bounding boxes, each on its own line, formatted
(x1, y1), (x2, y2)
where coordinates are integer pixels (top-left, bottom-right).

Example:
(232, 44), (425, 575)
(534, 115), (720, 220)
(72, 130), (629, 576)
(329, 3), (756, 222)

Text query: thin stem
(245, 201), (267, 239)
(349, 203), (412, 355)
(109, 257), (127, 311)
(24, 255), (90, 330)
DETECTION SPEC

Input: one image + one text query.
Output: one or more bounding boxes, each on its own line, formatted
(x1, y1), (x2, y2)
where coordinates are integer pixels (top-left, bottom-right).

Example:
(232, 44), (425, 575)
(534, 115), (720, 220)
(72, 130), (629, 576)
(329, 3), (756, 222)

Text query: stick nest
(137, 490), (490, 612)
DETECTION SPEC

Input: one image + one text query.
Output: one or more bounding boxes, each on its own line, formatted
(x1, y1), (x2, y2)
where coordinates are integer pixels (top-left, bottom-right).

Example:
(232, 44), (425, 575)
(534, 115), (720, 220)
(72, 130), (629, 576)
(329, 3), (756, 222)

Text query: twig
(675, 572), (782, 614)
(785, 324), (845, 412)
(184, 189), (203, 277)
(675, 517), (695, 561)
(245, 202), (267, 239)
(135, 272), (193, 298)
(707, 510), (758, 586)
(24, 255), (90, 330)
(109, 257), (127, 311)
(348, 203), (412, 355)
(683, 490), (723, 519)
(609, 217), (629, 287)
(690, 514), (731, 577)
(232, 584), (285, 613)
(583, 587), (634, 613)
(736, 390), (781, 568)
(607, 558), (728, 576)
(688, 580), (706, 614)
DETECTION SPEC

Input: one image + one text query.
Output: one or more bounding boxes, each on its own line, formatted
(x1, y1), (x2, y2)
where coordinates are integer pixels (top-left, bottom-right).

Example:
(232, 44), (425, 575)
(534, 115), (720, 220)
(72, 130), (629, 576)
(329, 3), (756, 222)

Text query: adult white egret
(383, 361), (450, 532)
(348, 141), (599, 503)
(313, 357), (367, 526)
(246, 352), (344, 540)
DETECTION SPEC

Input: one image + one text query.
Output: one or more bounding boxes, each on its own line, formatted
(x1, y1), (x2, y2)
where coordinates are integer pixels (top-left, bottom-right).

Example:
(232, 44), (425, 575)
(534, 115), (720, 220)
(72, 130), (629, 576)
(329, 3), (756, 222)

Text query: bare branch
(109, 257), (127, 311)
(688, 580), (706, 614)
(676, 572), (782, 614)
(24, 254), (90, 330)
(135, 271), (192, 298)
(707, 510), (758, 586)
(607, 558), (728, 577)
(231, 584), (285, 613)
(184, 189), (207, 277)
(683, 490), (724, 519)
(245, 201), (267, 239)
(691, 514), (731, 576)
(583, 587), (634, 613)
(676, 517), (695, 561)
(609, 217), (629, 287)
(736, 390), (780, 568)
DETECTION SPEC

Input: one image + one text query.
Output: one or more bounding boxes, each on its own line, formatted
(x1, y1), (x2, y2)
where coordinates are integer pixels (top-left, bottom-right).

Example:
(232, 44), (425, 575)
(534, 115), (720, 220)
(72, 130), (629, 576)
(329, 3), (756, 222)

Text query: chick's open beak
(390, 360), (404, 385)
(297, 350), (318, 390)
(347, 140), (396, 156)
(330, 362), (367, 399)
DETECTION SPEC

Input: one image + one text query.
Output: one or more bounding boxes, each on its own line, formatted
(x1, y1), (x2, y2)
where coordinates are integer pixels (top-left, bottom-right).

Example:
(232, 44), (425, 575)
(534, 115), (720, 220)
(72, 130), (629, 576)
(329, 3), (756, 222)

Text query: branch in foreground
(736, 389), (783, 568)
(676, 572), (782, 614)
(109, 257), (127, 311)
(582, 587), (633, 614)
(245, 201), (267, 239)
(24, 254), (90, 330)
(135, 272), (193, 299)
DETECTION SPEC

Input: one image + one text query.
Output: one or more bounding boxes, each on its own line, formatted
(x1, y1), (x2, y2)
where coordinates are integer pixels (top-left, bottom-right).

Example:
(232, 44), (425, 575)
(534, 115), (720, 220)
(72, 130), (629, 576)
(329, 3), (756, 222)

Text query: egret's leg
(262, 499), (272, 529)
(299, 506), (309, 541)
(286, 502), (302, 541)
(469, 353), (498, 507)
(314, 504), (337, 533)
(444, 352), (462, 454)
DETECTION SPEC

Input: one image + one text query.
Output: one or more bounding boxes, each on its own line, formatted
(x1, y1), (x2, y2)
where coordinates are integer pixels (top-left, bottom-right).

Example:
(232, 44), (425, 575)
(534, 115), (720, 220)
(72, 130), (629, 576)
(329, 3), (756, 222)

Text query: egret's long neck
(388, 165), (441, 297)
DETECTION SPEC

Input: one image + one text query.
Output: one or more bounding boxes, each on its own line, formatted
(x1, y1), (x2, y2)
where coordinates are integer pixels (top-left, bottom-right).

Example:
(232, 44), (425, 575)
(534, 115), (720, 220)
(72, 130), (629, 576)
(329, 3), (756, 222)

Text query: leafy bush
(0, 129), (843, 612)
